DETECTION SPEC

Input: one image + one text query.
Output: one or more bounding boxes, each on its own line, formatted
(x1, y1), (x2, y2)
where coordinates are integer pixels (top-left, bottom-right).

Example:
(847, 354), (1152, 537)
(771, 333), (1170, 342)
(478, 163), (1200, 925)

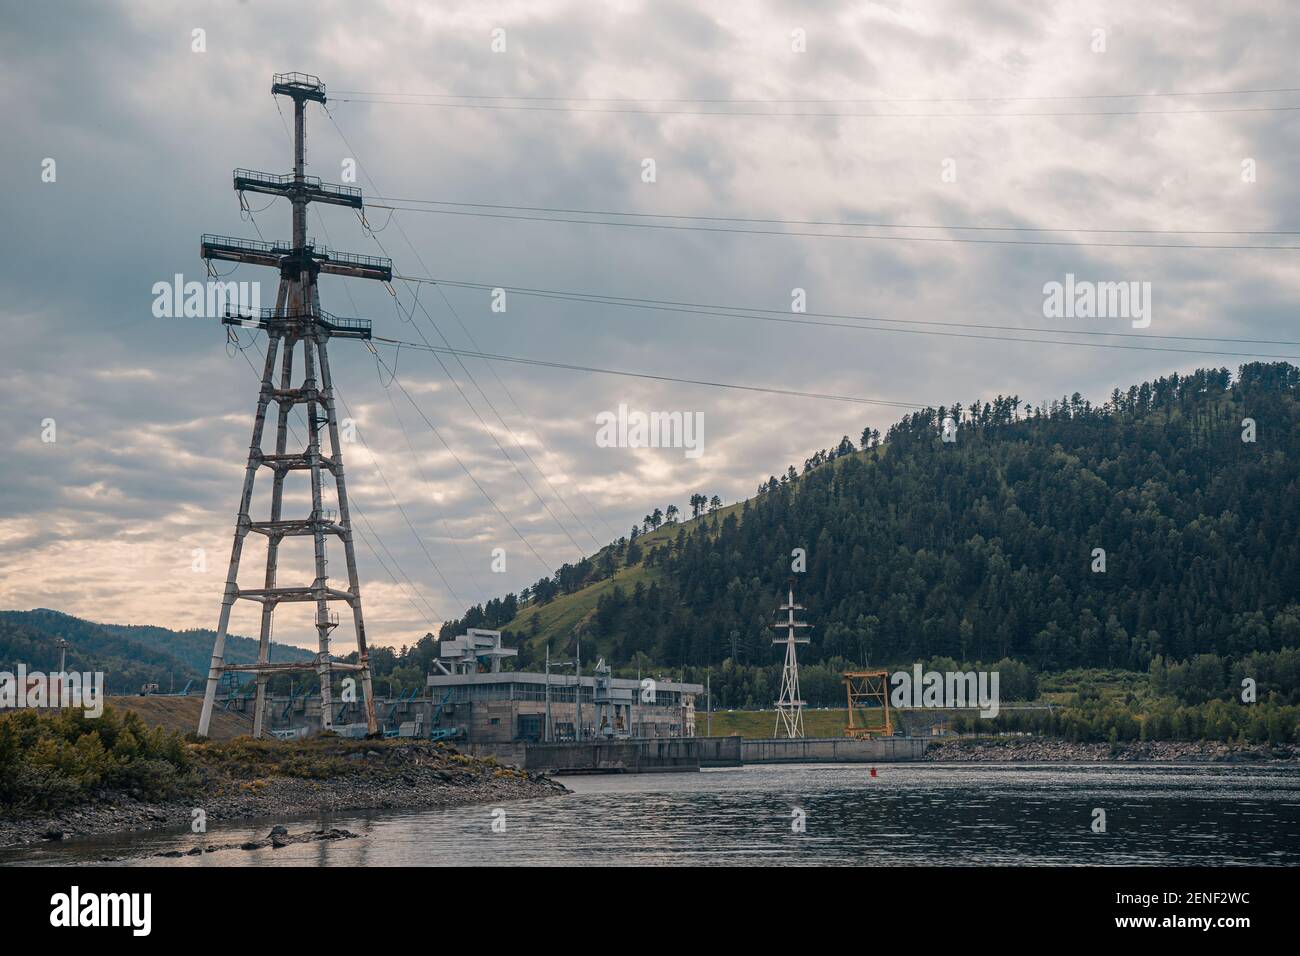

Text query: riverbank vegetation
(949, 655), (1300, 745)
(0, 706), (556, 828)
(0, 707), (194, 815)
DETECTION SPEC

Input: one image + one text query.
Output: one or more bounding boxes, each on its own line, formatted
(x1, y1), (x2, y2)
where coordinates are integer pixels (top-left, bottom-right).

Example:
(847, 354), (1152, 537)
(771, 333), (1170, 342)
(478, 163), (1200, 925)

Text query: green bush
(0, 706), (194, 816)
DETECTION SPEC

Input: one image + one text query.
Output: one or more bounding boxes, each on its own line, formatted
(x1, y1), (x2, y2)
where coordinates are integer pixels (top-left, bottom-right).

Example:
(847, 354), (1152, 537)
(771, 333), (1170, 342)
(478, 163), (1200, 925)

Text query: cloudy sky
(3, 1), (1299, 652)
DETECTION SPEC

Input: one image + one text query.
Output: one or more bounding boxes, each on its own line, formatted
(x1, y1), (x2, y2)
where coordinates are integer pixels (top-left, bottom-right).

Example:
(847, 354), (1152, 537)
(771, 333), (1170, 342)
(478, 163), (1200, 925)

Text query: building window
(518, 714), (542, 742)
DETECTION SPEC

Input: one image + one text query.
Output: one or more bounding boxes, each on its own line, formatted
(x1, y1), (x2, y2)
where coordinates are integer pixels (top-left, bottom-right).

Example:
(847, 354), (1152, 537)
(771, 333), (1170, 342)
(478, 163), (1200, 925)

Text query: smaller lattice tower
(771, 579), (810, 738)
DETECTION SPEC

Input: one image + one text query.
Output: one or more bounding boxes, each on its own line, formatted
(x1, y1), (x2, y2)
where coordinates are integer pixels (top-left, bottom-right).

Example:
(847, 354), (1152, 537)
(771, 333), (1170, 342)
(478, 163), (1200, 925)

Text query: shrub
(0, 706), (194, 816)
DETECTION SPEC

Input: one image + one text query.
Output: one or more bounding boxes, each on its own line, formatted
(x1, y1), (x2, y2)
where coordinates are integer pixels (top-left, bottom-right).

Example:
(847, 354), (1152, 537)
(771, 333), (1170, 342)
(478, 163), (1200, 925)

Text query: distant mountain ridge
(0, 609), (313, 693)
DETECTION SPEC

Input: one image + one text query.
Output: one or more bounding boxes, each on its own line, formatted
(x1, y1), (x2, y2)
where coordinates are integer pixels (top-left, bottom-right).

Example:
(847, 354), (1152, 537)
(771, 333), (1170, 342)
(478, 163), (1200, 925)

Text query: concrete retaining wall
(741, 736), (925, 763)
(523, 738), (703, 773)
(467, 734), (919, 773)
(695, 735), (744, 767)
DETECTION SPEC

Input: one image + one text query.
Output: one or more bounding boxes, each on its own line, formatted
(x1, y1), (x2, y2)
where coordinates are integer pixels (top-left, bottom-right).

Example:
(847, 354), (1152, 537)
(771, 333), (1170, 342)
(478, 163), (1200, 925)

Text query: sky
(2, 0), (1299, 653)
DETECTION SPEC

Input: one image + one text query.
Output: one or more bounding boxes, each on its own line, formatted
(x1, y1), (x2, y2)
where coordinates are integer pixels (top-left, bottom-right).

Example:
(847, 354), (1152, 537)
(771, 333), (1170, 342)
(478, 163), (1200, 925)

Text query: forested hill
(443, 362), (1300, 675)
(0, 610), (313, 692)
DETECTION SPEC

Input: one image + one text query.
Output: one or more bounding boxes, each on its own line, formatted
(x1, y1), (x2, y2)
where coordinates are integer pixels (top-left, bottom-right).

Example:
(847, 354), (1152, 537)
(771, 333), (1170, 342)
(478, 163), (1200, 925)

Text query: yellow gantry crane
(843, 670), (893, 738)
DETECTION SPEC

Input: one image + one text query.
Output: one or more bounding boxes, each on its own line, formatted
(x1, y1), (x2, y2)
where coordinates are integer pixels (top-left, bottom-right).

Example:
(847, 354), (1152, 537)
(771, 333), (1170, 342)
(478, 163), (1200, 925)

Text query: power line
(414, 278), (614, 549)
(349, 519), (431, 627)
(384, 281), (592, 555)
(368, 346), (557, 574)
(401, 275), (1300, 349)
(385, 283), (1300, 361)
(387, 260), (607, 550)
(335, 96), (1300, 119)
(368, 204), (1300, 251)
(377, 380), (494, 606)
(333, 84), (1300, 104)
(389, 258), (619, 545)
(345, 497), (442, 627)
(307, 202), (465, 613)
(367, 196), (1300, 237)
(369, 336), (929, 408)
(327, 108), (608, 554)
(334, 387), (466, 610)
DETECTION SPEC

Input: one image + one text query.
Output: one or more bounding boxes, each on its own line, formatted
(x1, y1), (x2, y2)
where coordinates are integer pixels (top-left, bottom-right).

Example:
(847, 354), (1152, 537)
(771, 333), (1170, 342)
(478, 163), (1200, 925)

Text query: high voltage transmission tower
(771, 579), (810, 738)
(197, 73), (392, 739)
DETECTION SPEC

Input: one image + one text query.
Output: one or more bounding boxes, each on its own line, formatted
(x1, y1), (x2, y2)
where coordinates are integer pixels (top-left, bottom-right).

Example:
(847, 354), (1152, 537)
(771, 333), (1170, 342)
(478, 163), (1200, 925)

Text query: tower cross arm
(318, 248), (393, 282)
(234, 169), (364, 209)
(200, 234), (293, 269)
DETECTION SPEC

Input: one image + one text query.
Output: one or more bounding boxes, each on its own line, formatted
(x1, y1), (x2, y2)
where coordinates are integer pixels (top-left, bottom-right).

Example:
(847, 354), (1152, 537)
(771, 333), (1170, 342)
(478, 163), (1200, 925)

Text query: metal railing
(322, 248), (392, 271)
(222, 306), (372, 338)
(234, 169), (362, 202)
(202, 234), (290, 256)
(202, 234), (321, 257)
(234, 168), (295, 186)
(318, 312), (372, 335)
(272, 72), (324, 92)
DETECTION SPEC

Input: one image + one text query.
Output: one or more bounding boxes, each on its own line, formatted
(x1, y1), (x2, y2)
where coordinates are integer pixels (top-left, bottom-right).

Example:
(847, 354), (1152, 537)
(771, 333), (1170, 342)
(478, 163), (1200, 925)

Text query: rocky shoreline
(922, 738), (1300, 763)
(0, 739), (568, 849)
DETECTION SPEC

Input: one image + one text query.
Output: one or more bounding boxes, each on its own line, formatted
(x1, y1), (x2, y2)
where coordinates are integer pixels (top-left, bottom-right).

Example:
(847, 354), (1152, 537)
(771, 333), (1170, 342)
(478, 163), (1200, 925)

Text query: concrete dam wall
(482, 735), (924, 773)
(739, 736), (927, 764)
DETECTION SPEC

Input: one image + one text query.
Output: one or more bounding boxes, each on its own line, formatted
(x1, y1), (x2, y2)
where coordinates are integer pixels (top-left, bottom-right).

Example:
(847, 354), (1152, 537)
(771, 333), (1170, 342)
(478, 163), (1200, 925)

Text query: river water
(4, 763), (1298, 866)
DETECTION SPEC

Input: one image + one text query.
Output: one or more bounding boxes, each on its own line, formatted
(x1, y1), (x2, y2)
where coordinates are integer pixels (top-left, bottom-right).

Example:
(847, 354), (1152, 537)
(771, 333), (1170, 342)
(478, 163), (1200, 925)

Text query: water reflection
(3, 763), (1297, 867)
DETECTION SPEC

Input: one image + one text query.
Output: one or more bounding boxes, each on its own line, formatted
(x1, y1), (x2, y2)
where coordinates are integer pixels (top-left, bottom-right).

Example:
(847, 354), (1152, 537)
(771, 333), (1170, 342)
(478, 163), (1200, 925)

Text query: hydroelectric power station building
(426, 629), (701, 746)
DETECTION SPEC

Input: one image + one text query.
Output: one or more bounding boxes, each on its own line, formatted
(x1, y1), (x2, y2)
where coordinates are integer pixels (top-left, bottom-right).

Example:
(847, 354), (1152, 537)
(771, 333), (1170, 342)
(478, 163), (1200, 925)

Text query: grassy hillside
(701, 708), (853, 738)
(111, 695), (253, 741)
(510, 562), (662, 664)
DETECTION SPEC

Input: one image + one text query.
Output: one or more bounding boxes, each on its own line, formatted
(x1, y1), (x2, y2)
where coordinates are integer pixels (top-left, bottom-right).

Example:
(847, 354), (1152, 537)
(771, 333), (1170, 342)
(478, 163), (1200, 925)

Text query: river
(3, 763), (1298, 866)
